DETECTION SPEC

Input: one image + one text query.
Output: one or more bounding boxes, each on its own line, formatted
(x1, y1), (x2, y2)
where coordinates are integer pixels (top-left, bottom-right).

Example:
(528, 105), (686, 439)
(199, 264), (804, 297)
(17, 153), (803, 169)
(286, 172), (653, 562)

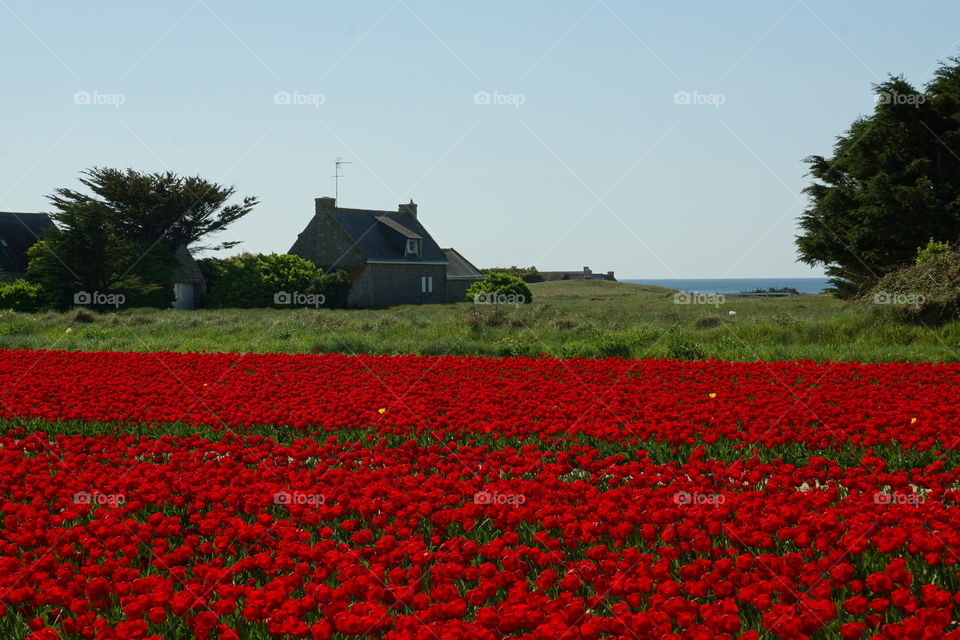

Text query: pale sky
(2, 1), (958, 277)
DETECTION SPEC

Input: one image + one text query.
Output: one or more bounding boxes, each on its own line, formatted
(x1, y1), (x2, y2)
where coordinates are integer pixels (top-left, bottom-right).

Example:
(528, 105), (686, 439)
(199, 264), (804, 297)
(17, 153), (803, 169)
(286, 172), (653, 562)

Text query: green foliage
(744, 287), (800, 295)
(466, 273), (533, 304)
(197, 254), (262, 308)
(692, 315), (728, 330)
(493, 336), (538, 357)
(27, 167), (256, 309)
(666, 336), (706, 360)
(312, 269), (351, 309)
(199, 253), (351, 309)
(797, 59), (960, 296)
(49, 167), (257, 252)
(867, 248), (960, 323)
(596, 332), (632, 358)
(558, 340), (596, 358)
(482, 266), (544, 283)
(0, 280), (43, 312)
(26, 202), (168, 310)
(916, 238), (951, 265)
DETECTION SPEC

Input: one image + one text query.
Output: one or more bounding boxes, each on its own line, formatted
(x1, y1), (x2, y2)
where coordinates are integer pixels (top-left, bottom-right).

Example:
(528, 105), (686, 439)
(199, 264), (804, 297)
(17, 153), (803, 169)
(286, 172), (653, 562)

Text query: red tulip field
(1, 349), (959, 639)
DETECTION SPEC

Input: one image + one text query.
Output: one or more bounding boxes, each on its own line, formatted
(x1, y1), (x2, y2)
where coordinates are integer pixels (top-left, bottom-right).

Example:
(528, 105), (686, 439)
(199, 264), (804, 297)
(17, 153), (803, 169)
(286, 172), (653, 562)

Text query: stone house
(289, 197), (483, 307)
(0, 212), (55, 280)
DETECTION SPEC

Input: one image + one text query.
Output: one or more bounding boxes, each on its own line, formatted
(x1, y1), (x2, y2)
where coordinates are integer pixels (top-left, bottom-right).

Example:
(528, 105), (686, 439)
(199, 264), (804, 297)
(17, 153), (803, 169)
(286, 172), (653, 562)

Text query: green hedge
(198, 253), (351, 309)
(0, 279), (43, 312)
(466, 273), (533, 304)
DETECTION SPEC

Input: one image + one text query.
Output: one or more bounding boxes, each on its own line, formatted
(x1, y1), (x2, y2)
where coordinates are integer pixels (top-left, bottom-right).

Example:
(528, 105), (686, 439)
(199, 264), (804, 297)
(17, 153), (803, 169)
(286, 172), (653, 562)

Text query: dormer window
(405, 239), (421, 257)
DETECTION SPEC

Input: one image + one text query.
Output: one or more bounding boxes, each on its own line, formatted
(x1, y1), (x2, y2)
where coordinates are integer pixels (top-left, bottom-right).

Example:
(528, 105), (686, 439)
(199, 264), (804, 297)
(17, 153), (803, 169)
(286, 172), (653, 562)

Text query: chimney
(316, 196), (336, 214)
(398, 199), (417, 219)
(583, 266), (592, 277)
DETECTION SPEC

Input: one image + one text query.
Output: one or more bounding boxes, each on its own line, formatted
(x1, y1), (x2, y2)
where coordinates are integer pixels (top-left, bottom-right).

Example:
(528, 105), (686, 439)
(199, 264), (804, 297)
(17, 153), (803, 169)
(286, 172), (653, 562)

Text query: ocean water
(621, 277), (831, 295)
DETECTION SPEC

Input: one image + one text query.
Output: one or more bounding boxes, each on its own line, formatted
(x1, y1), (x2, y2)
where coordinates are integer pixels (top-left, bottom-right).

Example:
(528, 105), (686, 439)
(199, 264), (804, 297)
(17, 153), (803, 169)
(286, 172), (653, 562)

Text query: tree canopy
(797, 58), (960, 297)
(28, 168), (257, 309)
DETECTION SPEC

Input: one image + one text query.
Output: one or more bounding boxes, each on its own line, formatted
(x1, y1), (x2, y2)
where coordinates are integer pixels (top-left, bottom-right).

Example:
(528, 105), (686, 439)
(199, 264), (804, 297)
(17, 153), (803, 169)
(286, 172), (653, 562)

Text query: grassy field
(0, 279), (958, 361)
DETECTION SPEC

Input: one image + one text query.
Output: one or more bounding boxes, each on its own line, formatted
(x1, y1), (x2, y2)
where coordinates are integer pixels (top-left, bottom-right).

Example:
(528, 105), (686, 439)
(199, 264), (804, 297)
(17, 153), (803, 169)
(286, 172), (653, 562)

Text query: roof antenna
(332, 157), (351, 203)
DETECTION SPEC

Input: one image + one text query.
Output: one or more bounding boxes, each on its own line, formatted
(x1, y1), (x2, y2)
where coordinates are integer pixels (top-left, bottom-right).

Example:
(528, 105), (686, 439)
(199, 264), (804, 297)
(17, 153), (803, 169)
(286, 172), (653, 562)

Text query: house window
(421, 276), (433, 293)
(405, 239), (421, 257)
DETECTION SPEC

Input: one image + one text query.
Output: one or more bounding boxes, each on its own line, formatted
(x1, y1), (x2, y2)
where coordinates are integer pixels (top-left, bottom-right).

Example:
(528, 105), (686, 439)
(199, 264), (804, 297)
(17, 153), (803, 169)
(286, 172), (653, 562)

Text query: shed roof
(442, 248), (483, 279)
(171, 244), (206, 284)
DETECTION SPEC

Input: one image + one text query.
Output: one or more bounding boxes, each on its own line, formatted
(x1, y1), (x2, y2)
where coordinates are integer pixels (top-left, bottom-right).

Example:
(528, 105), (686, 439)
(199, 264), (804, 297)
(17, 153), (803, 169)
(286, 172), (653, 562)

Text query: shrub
(866, 247), (960, 323)
(466, 273), (533, 304)
(557, 340), (595, 359)
(311, 335), (373, 355)
(0, 280), (43, 312)
(493, 336), (537, 357)
(482, 266), (544, 283)
(692, 315), (728, 330)
(596, 332), (632, 358)
(667, 336), (706, 360)
(916, 238), (951, 265)
(463, 305), (509, 329)
(68, 308), (96, 324)
(199, 253), (351, 309)
(744, 287), (800, 295)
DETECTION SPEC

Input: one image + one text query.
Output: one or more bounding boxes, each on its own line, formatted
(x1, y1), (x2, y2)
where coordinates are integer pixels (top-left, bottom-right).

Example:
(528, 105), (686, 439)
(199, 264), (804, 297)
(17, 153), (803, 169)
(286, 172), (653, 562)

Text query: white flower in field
(728, 311), (737, 316)
(65, 327), (72, 332)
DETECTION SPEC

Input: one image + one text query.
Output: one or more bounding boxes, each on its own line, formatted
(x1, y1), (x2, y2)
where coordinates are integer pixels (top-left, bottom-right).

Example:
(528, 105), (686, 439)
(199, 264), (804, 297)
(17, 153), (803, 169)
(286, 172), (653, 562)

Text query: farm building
(171, 244), (207, 310)
(289, 197), (483, 307)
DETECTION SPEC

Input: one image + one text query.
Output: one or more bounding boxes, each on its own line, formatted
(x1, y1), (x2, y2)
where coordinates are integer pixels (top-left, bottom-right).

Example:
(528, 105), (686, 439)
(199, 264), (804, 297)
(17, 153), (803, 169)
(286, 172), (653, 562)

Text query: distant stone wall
(541, 271), (616, 282)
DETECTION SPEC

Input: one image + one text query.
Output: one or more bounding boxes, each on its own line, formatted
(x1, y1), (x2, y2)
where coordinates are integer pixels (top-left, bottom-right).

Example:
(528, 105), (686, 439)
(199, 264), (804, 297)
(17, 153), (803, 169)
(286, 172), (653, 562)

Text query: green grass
(1, 279), (958, 361)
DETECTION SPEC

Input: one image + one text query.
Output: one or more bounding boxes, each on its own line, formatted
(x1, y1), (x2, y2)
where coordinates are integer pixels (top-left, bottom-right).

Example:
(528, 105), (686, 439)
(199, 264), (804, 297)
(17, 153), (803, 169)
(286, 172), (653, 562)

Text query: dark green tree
(27, 168), (257, 309)
(797, 59), (960, 297)
(49, 168), (256, 251)
(26, 200), (168, 309)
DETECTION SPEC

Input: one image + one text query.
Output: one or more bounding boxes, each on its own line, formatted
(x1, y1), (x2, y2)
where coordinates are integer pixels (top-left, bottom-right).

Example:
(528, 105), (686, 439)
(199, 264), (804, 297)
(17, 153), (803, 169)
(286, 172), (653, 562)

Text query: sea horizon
(621, 277), (830, 295)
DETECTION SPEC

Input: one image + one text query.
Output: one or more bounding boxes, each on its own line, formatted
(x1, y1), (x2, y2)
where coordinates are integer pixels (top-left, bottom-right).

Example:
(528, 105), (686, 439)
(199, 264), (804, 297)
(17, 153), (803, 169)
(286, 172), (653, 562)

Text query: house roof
(171, 244), (206, 284)
(442, 248), (483, 279)
(329, 207), (447, 262)
(374, 216), (422, 240)
(0, 212), (55, 275)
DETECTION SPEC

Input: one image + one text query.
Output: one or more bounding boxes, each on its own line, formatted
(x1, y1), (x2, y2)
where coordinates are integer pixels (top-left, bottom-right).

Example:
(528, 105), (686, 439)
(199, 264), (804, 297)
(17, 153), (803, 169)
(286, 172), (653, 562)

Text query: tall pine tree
(797, 58), (960, 296)
(28, 168), (257, 309)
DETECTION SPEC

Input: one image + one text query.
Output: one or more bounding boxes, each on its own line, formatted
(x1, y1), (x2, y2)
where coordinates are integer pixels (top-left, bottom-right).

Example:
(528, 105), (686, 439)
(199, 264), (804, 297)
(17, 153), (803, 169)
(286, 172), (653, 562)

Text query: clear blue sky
(1, 1), (957, 278)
